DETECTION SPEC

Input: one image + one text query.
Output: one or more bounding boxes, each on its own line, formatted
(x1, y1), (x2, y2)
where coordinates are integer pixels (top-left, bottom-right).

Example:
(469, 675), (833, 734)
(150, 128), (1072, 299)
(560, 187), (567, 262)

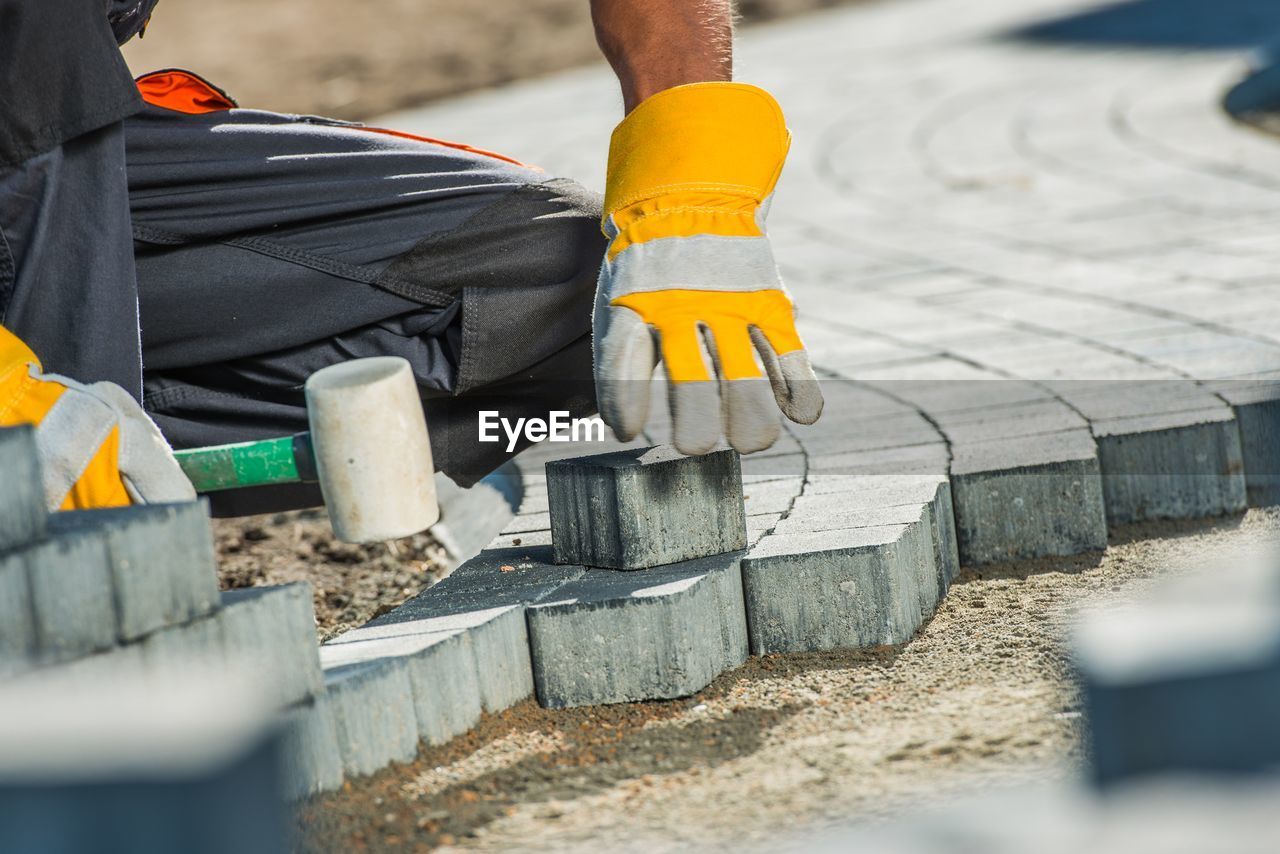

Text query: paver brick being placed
(547, 446), (747, 570)
(23, 529), (116, 664)
(219, 584), (324, 709)
(526, 552), (748, 708)
(0, 426), (46, 554)
(49, 501), (219, 642)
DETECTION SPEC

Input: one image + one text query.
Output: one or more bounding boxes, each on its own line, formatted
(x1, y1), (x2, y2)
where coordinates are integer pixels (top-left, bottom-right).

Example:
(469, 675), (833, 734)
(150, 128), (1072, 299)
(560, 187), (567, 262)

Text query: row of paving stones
(0, 427), (330, 800)
(0, 423), (540, 801)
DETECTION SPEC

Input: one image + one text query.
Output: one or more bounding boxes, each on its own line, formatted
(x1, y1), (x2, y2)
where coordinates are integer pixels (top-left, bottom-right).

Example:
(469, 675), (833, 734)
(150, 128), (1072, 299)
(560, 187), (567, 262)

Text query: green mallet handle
(173, 433), (319, 492)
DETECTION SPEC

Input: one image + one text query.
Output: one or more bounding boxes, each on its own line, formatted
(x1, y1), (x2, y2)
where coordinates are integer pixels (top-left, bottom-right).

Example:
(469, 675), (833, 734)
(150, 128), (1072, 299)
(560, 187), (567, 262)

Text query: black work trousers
(0, 82), (605, 513)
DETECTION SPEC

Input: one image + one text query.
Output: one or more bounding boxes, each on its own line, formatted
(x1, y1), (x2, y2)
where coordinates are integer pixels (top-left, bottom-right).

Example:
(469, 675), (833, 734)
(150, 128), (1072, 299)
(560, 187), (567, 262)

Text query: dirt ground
(294, 507), (1280, 852)
(214, 512), (450, 642)
(122, 0), (868, 122)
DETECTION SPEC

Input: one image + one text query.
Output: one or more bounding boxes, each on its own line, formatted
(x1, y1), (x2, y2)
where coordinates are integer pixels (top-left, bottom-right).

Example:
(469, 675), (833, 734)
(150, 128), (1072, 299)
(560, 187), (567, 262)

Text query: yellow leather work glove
(0, 326), (195, 510)
(594, 83), (823, 455)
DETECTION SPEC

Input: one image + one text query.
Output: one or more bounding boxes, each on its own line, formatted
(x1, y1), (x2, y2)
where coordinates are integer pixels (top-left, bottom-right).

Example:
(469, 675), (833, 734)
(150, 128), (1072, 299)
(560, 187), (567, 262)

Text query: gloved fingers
(668, 380), (721, 456)
(722, 377), (780, 454)
(749, 325), (824, 425)
(90, 381), (197, 504)
(595, 305), (658, 441)
(704, 321), (779, 454)
(662, 324), (720, 455)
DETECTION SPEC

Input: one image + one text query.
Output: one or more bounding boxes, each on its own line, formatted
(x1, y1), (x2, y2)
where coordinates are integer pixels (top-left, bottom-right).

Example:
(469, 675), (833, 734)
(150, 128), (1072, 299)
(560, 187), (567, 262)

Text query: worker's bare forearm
(590, 0), (734, 113)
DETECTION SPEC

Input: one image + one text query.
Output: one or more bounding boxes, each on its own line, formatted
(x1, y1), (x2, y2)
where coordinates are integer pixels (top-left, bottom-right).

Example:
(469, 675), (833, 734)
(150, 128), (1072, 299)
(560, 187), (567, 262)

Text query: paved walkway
(384, 0), (1280, 545)
(308, 0), (1280, 789)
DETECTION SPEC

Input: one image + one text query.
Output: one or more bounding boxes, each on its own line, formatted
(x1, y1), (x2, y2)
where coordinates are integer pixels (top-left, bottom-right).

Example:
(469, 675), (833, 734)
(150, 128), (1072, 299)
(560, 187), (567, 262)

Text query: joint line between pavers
(804, 364), (956, 489)
(769, 420), (813, 538)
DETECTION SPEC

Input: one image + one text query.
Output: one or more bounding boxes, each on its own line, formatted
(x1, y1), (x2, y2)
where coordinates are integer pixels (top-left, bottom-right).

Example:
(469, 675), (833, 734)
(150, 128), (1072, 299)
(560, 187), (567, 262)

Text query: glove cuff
(603, 83), (791, 219)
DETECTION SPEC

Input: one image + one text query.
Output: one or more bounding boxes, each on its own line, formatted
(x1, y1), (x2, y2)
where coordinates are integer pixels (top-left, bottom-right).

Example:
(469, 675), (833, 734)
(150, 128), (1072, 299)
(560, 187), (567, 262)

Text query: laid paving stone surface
(278, 694), (345, 800)
(807, 442), (950, 477)
(771, 501), (927, 535)
(1222, 386), (1280, 506)
(742, 471), (956, 654)
(547, 446), (747, 570)
(1093, 409), (1247, 525)
(526, 552), (748, 708)
(323, 547), (584, 743)
(220, 583), (324, 709)
(933, 398), (1090, 445)
(0, 427), (45, 554)
(950, 429), (1108, 563)
(743, 515), (938, 654)
(741, 476), (805, 516)
(747, 512), (783, 544)
(323, 658), (419, 777)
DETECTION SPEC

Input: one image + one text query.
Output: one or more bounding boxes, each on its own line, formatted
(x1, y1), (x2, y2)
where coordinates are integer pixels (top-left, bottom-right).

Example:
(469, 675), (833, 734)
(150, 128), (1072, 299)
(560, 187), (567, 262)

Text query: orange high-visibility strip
(137, 69), (238, 114)
(135, 69), (532, 168)
(357, 125), (534, 169)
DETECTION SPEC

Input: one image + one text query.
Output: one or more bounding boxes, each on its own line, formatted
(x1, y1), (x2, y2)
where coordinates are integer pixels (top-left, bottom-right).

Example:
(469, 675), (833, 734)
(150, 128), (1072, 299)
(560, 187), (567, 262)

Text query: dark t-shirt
(0, 0), (144, 167)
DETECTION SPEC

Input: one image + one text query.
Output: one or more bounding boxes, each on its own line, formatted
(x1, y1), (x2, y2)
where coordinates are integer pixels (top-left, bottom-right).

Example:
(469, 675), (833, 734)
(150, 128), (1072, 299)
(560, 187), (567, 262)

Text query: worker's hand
(593, 83), (823, 455)
(1, 327), (195, 510)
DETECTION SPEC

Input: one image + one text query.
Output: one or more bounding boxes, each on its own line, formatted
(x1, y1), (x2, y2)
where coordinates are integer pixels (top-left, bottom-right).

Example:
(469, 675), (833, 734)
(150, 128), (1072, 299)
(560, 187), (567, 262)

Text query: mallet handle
(173, 433), (318, 492)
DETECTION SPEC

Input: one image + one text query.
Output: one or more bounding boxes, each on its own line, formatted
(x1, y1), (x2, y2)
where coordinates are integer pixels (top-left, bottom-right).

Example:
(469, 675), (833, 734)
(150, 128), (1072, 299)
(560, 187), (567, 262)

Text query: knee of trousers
(375, 177), (605, 395)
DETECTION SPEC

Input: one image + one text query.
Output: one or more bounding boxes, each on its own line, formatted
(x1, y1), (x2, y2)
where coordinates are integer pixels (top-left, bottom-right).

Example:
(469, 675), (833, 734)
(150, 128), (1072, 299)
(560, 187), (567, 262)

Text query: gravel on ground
(294, 508), (1280, 852)
(215, 512), (450, 643)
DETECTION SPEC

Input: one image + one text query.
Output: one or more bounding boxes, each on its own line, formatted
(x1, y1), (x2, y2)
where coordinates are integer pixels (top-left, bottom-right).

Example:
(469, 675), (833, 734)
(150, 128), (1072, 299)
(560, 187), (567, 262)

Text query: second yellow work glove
(594, 83), (823, 455)
(0, 326), (195, 510)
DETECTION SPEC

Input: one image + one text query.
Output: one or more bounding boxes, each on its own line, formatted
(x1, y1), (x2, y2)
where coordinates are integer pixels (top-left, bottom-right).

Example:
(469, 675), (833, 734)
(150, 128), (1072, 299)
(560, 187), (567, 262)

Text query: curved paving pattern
(3, 0), (1278, 801)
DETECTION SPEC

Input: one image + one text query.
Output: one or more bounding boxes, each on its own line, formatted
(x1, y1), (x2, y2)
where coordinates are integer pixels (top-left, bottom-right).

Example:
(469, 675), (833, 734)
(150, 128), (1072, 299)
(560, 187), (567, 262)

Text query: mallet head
(304, 357), (438, 544)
